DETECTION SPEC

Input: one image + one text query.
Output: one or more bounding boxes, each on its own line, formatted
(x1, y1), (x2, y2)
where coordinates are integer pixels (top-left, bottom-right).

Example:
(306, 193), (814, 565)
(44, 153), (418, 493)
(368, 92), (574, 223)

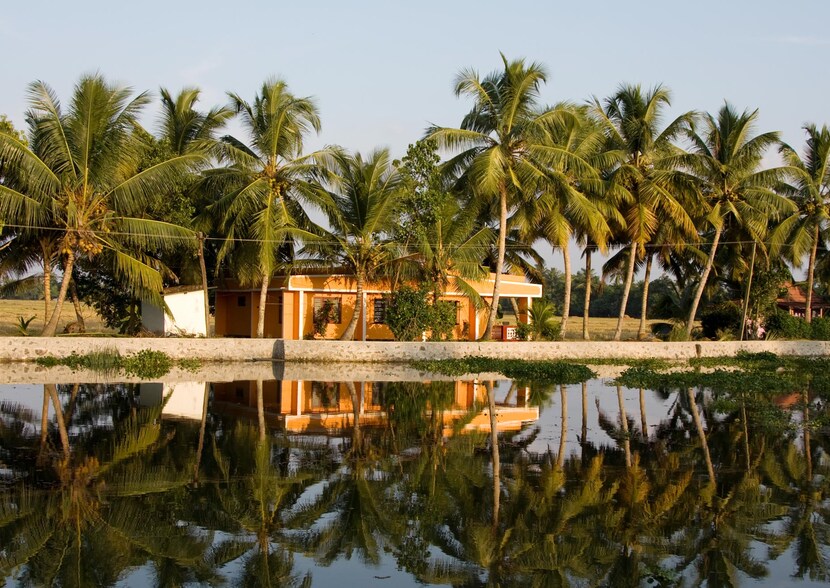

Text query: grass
(0, 299), (114, 336)
(560, 317), (667, 341)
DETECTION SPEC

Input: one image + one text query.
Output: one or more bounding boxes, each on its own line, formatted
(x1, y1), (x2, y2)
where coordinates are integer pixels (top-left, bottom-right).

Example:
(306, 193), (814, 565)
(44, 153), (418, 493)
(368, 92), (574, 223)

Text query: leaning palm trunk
(685, 225), (723, 338)
(613, 243), (637, 341)
(560, 241), (571, 340)
(42, 250), (51, 325)
(806, 224), (819, 324)
(340, 272), (364, 341)
(256, 273), (270, 338)
(556, 385), (568, 469)
(637, 253), (653, 340)
(688, 387), (715, 485)
(583, 247), (592, 340)
(45, 383), (70, 459)
(256, 379), (266, 442)
(41, 252), (75, 337)
(69, 279), (85, 332)
(486, 381), (500, 530)
(483, 186), (509, 341)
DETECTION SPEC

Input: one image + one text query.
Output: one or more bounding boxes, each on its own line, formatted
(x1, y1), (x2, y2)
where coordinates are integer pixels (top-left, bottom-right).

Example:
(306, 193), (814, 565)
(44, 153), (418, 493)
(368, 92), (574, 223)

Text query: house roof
(776, 283), (830, 308)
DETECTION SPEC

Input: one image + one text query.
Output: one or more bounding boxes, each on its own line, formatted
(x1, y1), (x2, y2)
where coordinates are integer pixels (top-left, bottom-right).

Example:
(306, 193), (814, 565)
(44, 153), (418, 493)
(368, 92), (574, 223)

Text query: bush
(810, 317), (830, 340)
(765, 311), (812, 339)
(385, 285), (457, 341)
(699, 302), (742, 339)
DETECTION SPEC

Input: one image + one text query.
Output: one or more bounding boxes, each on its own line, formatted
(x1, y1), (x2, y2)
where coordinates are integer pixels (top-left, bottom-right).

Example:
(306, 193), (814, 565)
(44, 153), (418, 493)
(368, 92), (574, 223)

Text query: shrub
(528, 299), (560, 341)
(765, 311), (811, 339)
(385, 286), (432, 341)
(810, 317), (830, 340)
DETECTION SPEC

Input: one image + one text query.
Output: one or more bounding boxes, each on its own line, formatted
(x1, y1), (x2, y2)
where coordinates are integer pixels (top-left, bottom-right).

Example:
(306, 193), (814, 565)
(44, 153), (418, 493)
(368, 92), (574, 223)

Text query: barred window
(373, 299), (388, 324)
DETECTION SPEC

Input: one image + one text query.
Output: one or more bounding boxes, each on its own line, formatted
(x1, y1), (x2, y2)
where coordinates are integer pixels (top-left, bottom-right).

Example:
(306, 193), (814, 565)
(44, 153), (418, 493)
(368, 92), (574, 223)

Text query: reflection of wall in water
(139, 381), (206, 420)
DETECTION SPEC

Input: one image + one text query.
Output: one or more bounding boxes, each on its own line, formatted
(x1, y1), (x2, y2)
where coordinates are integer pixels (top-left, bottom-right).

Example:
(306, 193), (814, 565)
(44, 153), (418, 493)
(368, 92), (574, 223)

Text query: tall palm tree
(305, 148), (403, 340)
(593, 84), (697, 341)
(682, 103), (793, 337)
(158, 87), (233, 156)
(427, 54), (567, 340)
(203, 78), (326, 338)
(512, 104), (615, 339)
(0, 75), (204, 336)
(772, 124), (830, 323)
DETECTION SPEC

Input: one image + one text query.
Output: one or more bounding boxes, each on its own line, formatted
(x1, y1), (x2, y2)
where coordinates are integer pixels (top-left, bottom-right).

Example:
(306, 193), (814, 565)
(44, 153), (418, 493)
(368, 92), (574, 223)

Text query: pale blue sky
(1, 1), (827, 272)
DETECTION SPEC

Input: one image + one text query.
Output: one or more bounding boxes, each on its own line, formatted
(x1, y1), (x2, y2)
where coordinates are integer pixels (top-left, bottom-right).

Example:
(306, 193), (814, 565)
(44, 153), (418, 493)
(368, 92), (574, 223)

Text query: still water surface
(1, 366), (828, 587)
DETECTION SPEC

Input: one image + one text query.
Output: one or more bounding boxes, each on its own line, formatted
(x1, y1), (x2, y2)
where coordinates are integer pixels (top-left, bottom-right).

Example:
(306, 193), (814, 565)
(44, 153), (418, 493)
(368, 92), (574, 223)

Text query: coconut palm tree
(203, 78), (327, 338)
(0, 75), (204, 336)
(512, 104), (616, 339)
(682, 103), (793, 337)
(771, 124), (830, 323)
(427, 54), (569, 340)
(304, 148), (403, 340)
(592, 84), (698, 341)
(159, 87), (233, 156)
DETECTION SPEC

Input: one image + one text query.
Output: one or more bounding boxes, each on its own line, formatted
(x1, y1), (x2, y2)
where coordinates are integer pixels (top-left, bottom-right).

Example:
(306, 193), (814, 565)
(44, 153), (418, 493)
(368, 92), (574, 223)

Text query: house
(141, 285), (208, 336)
(776, 282), (830, 319)
(213, 272), (543, 340)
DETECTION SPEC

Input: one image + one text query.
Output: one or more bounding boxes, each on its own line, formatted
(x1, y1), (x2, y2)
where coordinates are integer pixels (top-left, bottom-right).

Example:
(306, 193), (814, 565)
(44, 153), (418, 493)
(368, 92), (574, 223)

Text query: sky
(1, 0), (828, 274)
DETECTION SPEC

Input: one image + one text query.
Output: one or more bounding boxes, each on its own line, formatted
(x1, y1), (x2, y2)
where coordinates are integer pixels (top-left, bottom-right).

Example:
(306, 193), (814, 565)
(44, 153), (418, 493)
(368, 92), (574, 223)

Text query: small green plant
(122, 350), (173, 379)
(34, 349), (193, 378)
(312, 299), (338, 338)
(527, 299), (560, 341)
(16, 315), (36, 336)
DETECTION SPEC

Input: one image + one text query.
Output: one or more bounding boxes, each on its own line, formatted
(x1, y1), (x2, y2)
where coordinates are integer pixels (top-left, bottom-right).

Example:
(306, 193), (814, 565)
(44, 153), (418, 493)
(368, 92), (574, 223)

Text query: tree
(305, 148), (403, 340)
(593, 84), (697, 341)
(512, 104), (614, 339)
(772, 124), (830, 323)
(0, 75), (204, 336)
(203, 78), (325, 338)
(683, 103), (793, 337)
(428, 54), (567, 340)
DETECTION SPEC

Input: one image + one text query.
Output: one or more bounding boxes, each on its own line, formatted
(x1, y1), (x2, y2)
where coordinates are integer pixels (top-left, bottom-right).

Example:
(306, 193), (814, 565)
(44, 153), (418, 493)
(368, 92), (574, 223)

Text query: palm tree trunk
(583, 247), (592, 340)
(194, 382), (210, 483)
(613, 243), (637, 341)
(560, 241), (571, 340)
(581, 381), (588, 461)
(556, 385), (568, 469)
(806, 224), (819, 324)
(688, 387), (715, 485)
(686, 225), (723, 338)
(38, 387), (49, 464)
(617, 385), (631, 468)
(486, 381), (500, 529)
(256, 379), (266, 442)
(639, 388), (648, 442)
(347, 380), (362, 453)
(340, 272), (363, 341)
(803, 389), (812, 481)
(45, 384), (70, 459)
(41, 251), (75, 337)
(42, 250), (52, 325)
(198, 232), (211, 336)
(256, 273), (269, 338)
(69, 279), (85, 332)
(637, 253), (653, 340)
(483, 186), (509, 341)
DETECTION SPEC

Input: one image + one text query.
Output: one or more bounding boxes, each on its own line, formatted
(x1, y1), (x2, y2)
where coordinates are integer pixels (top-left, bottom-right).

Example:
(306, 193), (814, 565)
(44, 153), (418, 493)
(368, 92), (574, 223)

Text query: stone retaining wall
(1, 337), (829, 363)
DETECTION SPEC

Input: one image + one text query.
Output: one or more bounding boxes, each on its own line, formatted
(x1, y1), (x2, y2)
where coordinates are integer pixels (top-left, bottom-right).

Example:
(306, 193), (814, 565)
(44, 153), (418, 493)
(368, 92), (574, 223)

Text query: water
(1, 364), (829, 587)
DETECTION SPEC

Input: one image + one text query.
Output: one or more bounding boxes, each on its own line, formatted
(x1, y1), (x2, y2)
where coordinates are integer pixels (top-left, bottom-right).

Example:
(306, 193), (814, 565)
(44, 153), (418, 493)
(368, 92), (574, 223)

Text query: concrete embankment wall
(1, 337), (829, 363)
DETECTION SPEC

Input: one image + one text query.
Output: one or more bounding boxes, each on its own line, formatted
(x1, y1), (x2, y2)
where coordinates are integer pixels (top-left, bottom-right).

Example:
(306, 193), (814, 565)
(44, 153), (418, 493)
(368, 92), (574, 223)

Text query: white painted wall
(142, 290), (207, 336)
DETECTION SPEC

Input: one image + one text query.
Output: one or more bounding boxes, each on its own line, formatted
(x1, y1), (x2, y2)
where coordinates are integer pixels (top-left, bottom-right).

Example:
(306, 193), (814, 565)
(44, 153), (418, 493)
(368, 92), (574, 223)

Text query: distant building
(776, 282), (830, 319)
(141, 286), (208, 336)
(213, 272), (542, 341)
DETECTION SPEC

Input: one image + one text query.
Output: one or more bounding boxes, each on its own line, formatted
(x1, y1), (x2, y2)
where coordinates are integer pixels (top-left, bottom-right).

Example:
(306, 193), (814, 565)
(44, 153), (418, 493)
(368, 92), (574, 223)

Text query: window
(313, 296), (342, 324)
(453, 301), (461, 325)
(373, 298), (388, 324)
(237, 296), (246, 307)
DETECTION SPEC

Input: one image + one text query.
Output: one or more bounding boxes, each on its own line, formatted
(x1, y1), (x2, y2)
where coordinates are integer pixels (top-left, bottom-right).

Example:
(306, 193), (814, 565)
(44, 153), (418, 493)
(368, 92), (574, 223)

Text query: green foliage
(811, 317), (830, 340)
(75, 260), (143, 334)
(414, 357), (596, 384)
(515, 321), (531, 341)
(35, 349), (198, 378)
(385, 285), (456, 341)
(765, 311), (813, 339)
(16, 315), (35, 336)
(394, 139), (446, 242)
(527, 298), (560, 340)
(312, 299), (338, 338)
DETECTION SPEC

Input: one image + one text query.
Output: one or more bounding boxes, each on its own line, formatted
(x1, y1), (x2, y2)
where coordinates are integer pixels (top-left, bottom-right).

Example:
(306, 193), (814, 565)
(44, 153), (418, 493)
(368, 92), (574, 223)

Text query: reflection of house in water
(139, 382), (207, 420)
(211, 379), (539, 435)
